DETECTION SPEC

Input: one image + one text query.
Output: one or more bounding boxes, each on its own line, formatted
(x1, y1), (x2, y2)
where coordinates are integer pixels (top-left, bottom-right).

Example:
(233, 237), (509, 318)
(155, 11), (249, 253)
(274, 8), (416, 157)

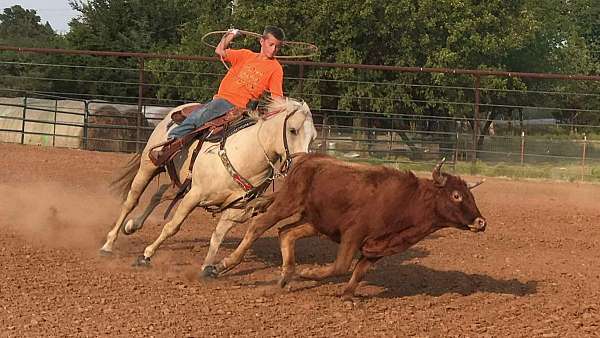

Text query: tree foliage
(0, 5), (68, 96)
(66, 0), (204, 52)
(1, 0), (599, 123)
(0, 5), (55, 45)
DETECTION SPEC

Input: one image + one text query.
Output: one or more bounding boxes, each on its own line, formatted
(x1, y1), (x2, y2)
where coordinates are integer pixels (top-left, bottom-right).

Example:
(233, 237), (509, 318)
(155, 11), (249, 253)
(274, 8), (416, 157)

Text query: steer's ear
(432, 158), (447, 187)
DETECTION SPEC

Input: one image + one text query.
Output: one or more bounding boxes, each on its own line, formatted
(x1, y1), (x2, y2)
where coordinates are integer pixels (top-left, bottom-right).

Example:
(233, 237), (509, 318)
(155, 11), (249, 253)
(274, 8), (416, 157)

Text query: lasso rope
(201, 30), (319, 61)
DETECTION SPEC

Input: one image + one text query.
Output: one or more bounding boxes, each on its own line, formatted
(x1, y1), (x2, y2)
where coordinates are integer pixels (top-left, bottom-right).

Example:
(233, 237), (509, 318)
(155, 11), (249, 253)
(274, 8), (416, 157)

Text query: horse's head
(261, 97), (317, 162)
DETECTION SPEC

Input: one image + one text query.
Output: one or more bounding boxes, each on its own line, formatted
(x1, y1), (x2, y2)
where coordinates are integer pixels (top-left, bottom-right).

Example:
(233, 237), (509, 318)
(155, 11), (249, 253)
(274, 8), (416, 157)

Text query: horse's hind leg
(122, 183), (176, 235)
(100, 160), (159, 254)
(135, 188), (201, 265)
(199, 208), (245, 277)
(278, 222), (319, 288)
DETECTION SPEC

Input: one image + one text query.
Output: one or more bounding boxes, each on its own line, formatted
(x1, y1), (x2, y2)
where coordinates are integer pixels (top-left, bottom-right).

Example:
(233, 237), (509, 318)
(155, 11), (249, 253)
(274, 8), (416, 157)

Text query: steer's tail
(109, 153), (141, 201)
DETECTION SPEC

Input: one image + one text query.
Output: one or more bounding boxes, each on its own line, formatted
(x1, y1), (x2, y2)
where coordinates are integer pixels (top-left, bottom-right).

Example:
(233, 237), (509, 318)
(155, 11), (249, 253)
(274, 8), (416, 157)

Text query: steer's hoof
(132, 255), (151, 267)
(99, 249), (113, 257)
(200, 265), (218, 279)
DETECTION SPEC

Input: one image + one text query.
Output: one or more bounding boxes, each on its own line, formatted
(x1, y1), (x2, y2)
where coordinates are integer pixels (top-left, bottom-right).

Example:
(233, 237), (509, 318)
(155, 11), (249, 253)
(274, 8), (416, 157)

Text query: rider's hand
(227, 28), (241, 38)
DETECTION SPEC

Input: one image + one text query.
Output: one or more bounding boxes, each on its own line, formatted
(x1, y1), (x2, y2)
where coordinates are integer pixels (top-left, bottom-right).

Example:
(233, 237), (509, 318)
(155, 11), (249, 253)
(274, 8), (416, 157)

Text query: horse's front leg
(199, 208), (245, 278)
(133, 188), (201, 267)
(100, 161), (159, 255)
(214, 212), (303, 276)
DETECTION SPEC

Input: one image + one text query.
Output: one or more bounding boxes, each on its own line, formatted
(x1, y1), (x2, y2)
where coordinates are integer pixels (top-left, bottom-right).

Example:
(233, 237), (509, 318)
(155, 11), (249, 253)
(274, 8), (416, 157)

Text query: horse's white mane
(261, 97), (307, 119)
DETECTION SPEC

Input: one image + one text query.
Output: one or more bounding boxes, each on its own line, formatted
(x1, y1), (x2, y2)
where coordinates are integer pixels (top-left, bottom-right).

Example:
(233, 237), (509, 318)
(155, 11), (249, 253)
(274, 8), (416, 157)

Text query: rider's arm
(268, 65), (284, 99)
(215, 29), (239, 58)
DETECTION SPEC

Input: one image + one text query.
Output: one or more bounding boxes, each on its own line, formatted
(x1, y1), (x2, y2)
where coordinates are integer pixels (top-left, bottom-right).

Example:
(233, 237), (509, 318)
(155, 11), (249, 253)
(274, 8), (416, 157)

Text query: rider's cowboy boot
(149, 138), (184, 167)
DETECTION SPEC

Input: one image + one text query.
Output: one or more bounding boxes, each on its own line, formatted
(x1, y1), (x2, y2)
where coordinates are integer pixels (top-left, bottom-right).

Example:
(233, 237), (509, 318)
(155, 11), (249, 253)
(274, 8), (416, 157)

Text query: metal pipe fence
(1, 46), (600, 181)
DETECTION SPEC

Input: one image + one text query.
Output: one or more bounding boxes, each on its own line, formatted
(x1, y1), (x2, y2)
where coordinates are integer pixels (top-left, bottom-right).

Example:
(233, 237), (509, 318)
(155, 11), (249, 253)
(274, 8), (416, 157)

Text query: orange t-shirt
(215, 49), (284, 108)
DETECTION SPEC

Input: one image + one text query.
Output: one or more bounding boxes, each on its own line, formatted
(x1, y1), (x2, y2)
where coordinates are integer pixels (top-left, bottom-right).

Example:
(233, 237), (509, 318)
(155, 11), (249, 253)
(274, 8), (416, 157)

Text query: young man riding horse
(150, 26), (286, 166)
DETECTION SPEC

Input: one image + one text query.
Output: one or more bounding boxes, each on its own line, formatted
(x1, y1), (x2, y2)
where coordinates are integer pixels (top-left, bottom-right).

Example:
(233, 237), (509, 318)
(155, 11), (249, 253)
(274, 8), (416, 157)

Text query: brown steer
(213, 153), (486, 298)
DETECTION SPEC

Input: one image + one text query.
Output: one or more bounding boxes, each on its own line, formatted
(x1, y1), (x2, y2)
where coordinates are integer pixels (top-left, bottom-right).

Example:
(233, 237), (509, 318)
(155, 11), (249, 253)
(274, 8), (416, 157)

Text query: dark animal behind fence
(87, 105), (153, 153)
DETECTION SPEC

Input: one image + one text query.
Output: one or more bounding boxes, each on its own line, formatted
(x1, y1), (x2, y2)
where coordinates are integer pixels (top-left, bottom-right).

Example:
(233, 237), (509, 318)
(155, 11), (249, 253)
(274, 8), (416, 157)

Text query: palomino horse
(99, 97), (317, 276)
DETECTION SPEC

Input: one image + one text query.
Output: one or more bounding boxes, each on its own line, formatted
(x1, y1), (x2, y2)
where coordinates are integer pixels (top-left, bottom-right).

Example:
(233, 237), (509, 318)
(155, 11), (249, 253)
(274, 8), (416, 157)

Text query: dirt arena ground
(1, 142), (599, 337)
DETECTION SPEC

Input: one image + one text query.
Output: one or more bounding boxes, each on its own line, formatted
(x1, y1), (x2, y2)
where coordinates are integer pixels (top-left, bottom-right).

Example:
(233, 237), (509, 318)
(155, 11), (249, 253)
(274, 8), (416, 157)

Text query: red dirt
(1, 142), (599, 337)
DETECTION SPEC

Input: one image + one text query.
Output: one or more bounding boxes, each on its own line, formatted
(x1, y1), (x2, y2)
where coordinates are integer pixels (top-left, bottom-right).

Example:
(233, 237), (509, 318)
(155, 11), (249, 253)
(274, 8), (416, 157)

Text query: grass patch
(347, 156), (600, 182)
(326, 149), (600, 182)
(448, 161), (599, 182)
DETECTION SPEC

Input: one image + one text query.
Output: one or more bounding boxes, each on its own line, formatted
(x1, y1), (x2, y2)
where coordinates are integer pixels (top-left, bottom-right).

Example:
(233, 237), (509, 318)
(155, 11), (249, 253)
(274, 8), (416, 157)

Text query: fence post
(53, 99), (57, 147)
(21, 96), (27, 144)
(520, 131), (525, 166)
(582, 134), (587, 181)
(298, 64), (305, 96)
(137, 57), (145, 153)
(453, 130), (459, 172)
(320, 112), (328, 153)
(83, 100), (89, 150)
(472, 75), (480, 169)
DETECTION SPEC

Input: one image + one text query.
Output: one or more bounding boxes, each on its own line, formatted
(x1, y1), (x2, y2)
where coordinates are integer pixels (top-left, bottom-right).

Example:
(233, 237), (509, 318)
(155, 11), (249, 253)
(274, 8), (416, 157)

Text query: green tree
(0, 5), (55, 45)
(155, 1), (552, 110)
(0, 5), (69, 97)
(521, 0), (600, 132)
(3, 0), (598, 136)
(63, 0), (208, 101)
(144, 1), (232, 104)
(67, 0), (206, 52)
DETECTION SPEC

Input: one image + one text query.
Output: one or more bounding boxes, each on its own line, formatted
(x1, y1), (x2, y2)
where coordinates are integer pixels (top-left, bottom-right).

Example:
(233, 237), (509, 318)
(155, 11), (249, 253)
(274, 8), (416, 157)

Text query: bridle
(261, 105), (306, 179)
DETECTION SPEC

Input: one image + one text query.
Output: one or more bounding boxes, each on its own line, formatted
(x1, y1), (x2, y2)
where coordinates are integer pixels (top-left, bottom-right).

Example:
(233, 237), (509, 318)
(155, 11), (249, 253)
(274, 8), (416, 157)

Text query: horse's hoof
(200, 265), (218, 279)
(341, 291), (355, 302)
(99, 249), (113, 257)
(277, 278), (288, 289)
(132, 255), (151, 267)
(277, 272), (292, 288)
(122, 220), (136, 235)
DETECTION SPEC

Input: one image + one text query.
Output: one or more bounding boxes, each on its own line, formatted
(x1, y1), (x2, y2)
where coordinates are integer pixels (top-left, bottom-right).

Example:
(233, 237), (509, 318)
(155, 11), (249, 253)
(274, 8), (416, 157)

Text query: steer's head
(431, 158), (486, 232)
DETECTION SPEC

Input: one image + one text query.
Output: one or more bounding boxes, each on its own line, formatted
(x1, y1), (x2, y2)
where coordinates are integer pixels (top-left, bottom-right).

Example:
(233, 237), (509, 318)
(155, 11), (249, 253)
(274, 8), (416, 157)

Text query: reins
(258, 106), (305, 181)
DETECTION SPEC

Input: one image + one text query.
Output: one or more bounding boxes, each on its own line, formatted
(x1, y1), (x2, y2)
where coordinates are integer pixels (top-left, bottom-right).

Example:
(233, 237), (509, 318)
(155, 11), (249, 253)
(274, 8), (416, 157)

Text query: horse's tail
(110, 153), (142, 201)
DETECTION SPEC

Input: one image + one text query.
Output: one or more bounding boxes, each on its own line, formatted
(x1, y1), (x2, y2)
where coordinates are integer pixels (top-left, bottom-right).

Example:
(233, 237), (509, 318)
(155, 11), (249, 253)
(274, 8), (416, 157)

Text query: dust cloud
(0, 182), (121, 250)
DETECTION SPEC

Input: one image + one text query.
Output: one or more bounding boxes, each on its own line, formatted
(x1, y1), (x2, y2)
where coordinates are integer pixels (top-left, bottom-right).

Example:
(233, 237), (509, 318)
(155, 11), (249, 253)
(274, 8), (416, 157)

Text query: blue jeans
(168, 98), (235, 139)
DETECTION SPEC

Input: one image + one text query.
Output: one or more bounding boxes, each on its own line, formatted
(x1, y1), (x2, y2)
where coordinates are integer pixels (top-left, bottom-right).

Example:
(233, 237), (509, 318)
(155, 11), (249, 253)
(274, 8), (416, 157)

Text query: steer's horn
(467, 179), (486, 190)
(432, 157), (447, 186)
